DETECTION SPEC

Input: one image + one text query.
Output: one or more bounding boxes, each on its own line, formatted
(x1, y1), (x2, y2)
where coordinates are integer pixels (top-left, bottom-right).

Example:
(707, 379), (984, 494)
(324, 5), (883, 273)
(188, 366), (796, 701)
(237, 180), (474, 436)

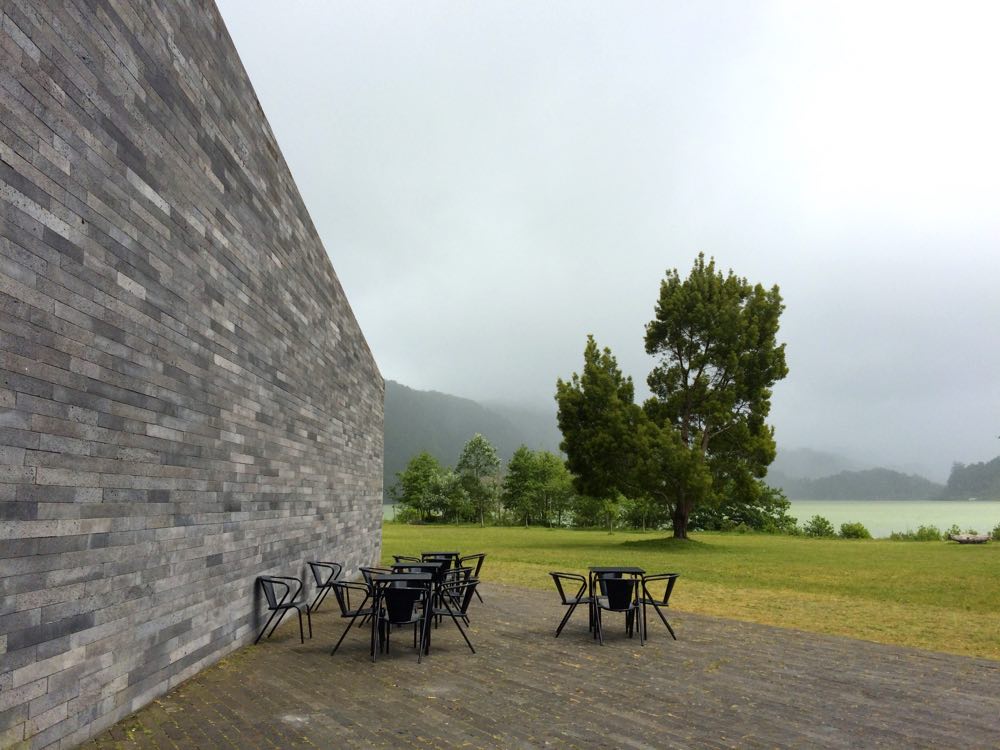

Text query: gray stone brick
(0, 0), (383, 746)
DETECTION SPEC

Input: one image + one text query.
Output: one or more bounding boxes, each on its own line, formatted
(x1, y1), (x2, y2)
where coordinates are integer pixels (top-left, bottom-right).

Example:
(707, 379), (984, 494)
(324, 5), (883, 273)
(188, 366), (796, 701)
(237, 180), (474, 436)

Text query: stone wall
(0, 1), (383, 747)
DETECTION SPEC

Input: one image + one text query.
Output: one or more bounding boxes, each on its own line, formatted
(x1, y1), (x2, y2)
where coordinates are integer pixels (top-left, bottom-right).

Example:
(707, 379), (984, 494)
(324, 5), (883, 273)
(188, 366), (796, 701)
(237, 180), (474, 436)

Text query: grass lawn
(382, 524), (1000, 661)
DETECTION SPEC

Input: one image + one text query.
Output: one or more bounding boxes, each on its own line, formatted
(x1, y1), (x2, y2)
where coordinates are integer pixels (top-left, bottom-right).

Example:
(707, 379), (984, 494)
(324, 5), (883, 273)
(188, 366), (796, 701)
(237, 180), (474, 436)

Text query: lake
(787, 500), (1000, 538)
(384, 500), (1000, 538)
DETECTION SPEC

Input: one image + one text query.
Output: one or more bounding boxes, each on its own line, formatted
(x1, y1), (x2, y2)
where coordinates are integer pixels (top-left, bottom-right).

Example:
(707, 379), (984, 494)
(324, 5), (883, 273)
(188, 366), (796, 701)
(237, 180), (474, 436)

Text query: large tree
(644, 253), (788, 538)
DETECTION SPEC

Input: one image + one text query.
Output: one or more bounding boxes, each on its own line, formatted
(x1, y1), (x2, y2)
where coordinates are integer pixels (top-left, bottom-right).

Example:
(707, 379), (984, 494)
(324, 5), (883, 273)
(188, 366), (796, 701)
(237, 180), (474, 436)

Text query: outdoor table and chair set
(255, 551), (485, 662)
(550, 566), (680, 644)
(255, 553), (679, 661)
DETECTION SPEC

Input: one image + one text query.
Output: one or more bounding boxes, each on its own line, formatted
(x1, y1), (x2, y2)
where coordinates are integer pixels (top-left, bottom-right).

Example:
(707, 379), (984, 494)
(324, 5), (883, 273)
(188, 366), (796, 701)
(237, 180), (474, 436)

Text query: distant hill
(769, 447), (863, 480)
(383, 381), (561, 498)
(942, 456), (1000, 500)
(771, 468), (944, 500)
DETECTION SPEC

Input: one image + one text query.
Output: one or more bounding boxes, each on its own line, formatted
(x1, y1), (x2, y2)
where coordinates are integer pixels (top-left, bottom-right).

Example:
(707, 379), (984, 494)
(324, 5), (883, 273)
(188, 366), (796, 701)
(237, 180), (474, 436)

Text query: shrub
(914, 524), (943, 541)
(803, 515), (836, 538)
(839, 521), (871, 539)
(946, 524), (962, 538)
(993, 522), (1000, 541)
(888, 525), (942, 541)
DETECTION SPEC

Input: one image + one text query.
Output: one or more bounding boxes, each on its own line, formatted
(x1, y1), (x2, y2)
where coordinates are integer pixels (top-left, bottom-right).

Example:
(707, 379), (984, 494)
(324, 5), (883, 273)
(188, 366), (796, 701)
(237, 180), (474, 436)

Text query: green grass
(382, 524), (1000, 660)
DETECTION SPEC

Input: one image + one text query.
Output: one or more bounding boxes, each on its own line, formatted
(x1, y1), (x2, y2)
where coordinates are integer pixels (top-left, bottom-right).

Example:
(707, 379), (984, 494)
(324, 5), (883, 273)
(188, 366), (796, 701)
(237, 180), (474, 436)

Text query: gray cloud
(217, 0), (1000, 480)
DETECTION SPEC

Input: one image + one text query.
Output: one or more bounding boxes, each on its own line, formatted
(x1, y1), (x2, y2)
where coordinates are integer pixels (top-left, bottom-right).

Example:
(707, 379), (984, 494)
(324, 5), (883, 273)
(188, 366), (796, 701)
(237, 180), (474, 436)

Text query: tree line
(390, 435), (576, 527)
(392, 254), (793, 538)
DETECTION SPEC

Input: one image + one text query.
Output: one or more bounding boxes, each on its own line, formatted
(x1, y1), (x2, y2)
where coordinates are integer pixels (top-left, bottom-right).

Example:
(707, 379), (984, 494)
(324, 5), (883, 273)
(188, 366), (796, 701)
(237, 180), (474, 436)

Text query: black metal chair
(255, 576), (312, 644)
(427, 579), (478, 654)
(549, 572), (593, 638)
(393, 555), (421, 563)
(330, 580), (376, 655)
(307, 561), (342, 612)
(374, 586), (430, 663)
(439, 566), (474, 624)
(458, 553), (486, 602)
(594, 576), (642, 646)
(640, 573), (680, 640)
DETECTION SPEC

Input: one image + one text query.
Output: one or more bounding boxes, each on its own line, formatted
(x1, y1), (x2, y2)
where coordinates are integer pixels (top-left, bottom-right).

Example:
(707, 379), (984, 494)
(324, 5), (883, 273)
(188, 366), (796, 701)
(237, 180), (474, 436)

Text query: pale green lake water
(787, 500), (1000, 538)
(383, 500), (1000, 538)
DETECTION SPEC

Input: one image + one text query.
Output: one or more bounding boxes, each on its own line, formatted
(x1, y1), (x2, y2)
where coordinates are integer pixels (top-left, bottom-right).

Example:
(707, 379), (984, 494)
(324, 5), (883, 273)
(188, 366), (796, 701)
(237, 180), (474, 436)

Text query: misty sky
(215, 1), (999, 481)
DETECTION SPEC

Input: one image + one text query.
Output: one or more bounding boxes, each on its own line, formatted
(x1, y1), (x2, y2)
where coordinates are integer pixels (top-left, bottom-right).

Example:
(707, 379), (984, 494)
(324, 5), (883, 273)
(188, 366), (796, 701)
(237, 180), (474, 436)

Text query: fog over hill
(383, 382), (967, 501)
(383, 381), (561, 497)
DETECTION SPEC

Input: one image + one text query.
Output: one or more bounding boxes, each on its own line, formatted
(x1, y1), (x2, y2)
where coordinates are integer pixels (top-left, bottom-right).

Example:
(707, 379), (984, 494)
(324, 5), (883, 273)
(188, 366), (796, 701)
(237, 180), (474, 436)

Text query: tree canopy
(555, 336), (647, 499)
(643, 253), (788, 537)
(555, 254), (788, 538)
(456, 433), (501, 526)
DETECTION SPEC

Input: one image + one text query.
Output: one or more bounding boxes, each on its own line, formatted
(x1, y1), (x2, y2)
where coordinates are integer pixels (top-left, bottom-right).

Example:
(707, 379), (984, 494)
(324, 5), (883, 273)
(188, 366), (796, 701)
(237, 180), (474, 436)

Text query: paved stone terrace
(81, 584), (1000, 749)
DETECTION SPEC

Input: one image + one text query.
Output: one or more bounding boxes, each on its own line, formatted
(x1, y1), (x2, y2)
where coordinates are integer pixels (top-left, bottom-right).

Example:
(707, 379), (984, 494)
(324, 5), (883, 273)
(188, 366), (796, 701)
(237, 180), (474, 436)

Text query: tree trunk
(672, 501), (690, 539)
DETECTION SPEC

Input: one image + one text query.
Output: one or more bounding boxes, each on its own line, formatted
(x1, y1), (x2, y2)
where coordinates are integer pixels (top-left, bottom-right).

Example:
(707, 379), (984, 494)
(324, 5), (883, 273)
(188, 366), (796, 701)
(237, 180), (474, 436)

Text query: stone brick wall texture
(0, 1), (384, 747)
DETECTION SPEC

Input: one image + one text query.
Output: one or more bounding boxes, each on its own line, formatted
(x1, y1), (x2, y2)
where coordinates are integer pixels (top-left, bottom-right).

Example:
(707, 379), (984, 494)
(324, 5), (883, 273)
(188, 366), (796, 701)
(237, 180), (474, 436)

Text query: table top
(391, 560), (446, 570)
(421, 551), (460, 557)
(588, 566), (646, 575)
(370, 572), (433, 583)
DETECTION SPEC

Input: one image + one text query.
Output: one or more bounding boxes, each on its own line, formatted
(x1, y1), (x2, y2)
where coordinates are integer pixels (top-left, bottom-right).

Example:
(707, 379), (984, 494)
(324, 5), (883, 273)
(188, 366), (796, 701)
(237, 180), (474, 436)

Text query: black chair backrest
(422, 553), (454, 568)
(308, 561), (342, 587)
(643, 573), (680, 604)
(359, 566), (392, 589)
(259, 577), (282, 609)
(383, 586), (424, 624)
(603, 577), (637, 611)
(440, 579), (478, 614)
(550, 572), (586, 604)
(459, 553), (485, 577)
(596, 571), (623, 596)
(393, 555), (420, 563)
(443, 566), (473, 585)
(330, 580), (367, 616)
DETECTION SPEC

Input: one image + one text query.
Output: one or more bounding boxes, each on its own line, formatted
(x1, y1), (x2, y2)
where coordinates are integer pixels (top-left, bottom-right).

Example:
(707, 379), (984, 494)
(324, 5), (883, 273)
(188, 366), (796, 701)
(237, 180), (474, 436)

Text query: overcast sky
(216, 1), (999, 481)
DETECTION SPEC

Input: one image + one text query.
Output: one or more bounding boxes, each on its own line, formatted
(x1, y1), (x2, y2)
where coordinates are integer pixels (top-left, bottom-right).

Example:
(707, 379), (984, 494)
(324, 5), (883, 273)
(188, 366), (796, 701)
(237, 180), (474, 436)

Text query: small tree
(502, 445), (540, 527)
(456, 434), (501, 527)
(536, 451), (574, 527)
(803, 515), (836, 537)
(839, 521), (872, 539)
(556, 336), (647, 500)
(391, 452), (447, 522)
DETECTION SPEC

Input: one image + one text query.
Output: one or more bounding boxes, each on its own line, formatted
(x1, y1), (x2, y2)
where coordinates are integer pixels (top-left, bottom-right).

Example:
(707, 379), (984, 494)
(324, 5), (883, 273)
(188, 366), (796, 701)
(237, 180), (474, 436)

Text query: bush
(803, 515), (836, 538)
(946, 524), (962, 538)
(839, 521), (871, 539)
(993, 523), (1000, 541)
(889, 525), (942, 541)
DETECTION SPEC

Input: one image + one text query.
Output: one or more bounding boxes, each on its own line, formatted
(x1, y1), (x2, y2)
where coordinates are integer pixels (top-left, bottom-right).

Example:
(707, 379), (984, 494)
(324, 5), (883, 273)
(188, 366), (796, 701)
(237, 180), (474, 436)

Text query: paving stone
(76, 584), (1000, 749)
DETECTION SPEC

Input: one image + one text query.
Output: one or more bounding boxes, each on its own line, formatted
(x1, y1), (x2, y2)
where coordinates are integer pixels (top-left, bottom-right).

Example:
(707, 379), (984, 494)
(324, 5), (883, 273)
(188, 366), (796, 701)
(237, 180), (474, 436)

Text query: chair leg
(254, 609), (281, 644)
(266, 608), (289, 639)
(651, 602), (677, 640)
(297, 609), (304, 644)
(331, 611), (364, 654)
(474, 588), (484, 603)
(596, 608), (604, 645)
(440, 598), (475, 654)
(311, 586), (331, 613)
(555, 602), (578, 637)
(306, 607), (312, 639)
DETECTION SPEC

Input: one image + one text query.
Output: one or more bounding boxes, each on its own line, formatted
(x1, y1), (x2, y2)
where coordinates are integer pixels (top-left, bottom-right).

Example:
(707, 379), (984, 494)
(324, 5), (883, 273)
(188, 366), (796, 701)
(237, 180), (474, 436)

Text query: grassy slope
(382, 524), (1000, 660)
